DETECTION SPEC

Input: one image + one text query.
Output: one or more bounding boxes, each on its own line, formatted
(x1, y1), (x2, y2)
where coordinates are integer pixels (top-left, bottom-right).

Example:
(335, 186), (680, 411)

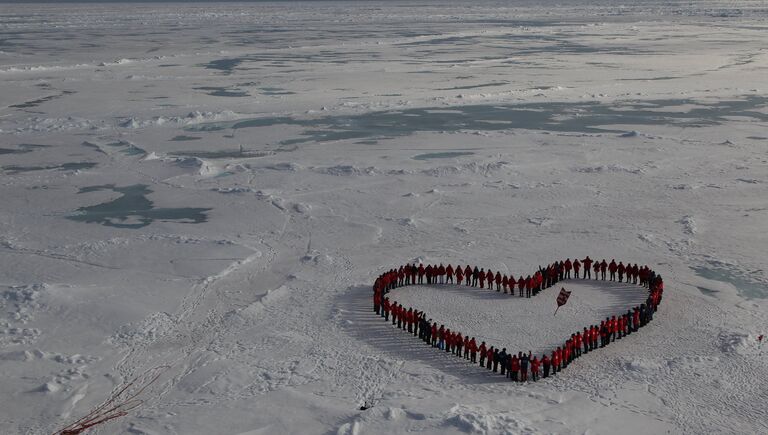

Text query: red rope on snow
(54, 365), (170, 435)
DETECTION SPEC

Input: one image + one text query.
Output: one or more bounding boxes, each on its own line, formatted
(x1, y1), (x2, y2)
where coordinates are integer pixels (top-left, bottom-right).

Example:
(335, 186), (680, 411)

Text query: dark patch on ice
(68, 184), (211, 229)
(260, 87), (295, 96)
(202, 58), (244, 74)
(9, 91), (74, 109)
(0, 144), (48, 155)
(171, 135), (202, 141)
(81, 141), (107, 155)
(619, 76), (681, 81)
(746, 136), (766, 140)
(696, 286), (719, 296)
(167, 149), (271, 159)
(693, 265), (767, 299)
(436, 82), (509, 91)
(413, 152), (475, 160)
(186, 95), (768, 146)
(3, 162), (96, 174)
(195, 86), (249, 98)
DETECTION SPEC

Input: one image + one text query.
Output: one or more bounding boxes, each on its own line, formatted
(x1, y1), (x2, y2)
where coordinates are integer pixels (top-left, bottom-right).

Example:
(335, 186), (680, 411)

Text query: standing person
(472, 266), (480, 287)
(479, 341), (487, 367)
(593, 261), (599, 280)
(469, 338), (478, 363)
(582, 256), (593, 279)
(617, 262), (625, 283)
(525, 276), (532, 298)
(383, 298), (390, 321)
(573, 259), (581, 279)
(564, 258), (573, 279)
(600, 259), (608, 280)
(486, 269), (494, 290)
(486, 346), (494, 370)
(456, 332), (464, 356)
(502, 275), (509, 293)
(437, 264), (446, 284)
(499, 348), (508, 376)
(446, 264), (454, 284)
(518, 276), (525, 297)
(418, 263), (425, 284)
(510, 354), (520, 382)
(520, 352), (529, 382)
(495, 271), (502, 291)
(574, 331), (582, 357)
(479, 268), (486, 289)
(583, 327), (590, 353)
(609, 259), (617, 281)
(542, 354), (551, 378)
(493, 348), (500, 372)
(465, 265), (472, 286)
(431, 322), (438, 347)
(530, 356), (540, 381)
(456, 265), (464, 286)
(463, 335), (470, 359)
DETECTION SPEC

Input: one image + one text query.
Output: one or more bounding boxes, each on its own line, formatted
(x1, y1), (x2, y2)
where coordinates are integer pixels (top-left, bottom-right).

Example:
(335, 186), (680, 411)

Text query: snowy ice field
(1, 0), (768, 433)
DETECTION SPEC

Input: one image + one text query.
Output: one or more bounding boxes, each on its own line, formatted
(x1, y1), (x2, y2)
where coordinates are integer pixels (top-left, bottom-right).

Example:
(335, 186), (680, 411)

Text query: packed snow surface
(1, 1), (767, 434)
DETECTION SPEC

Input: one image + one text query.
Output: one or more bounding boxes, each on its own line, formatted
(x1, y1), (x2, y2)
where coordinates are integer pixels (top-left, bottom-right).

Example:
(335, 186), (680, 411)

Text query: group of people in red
(372, 257), (665, 382)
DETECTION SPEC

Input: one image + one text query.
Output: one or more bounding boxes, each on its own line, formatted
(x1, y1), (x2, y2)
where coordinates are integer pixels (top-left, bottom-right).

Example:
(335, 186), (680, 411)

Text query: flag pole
(554, 306), (560, 317)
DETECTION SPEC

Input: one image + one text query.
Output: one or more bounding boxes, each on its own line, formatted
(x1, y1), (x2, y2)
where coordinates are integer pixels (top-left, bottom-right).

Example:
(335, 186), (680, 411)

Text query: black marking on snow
(68, 184), (211, 229)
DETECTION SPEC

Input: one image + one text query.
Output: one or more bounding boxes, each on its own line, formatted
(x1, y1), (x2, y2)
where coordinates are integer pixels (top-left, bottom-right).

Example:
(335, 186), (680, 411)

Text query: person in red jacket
(446, 264), (454, 284)
(437, 264), (446, 284)
(525, 275), (532, 298)
(530, 356), (540, 381)
(464, 265), (472, 286)
(617, 262), (625, 282)
(431, 322), (438, 347)
(417, 264), (425, 284)
(582, 256), (593, 279)
(479, 342), (487, 367)
(502, 275), (509, 293)
(469, 338), (478, 363)
(486, 269), (494, 289)
(608, 259), (617, 281)
(479, 268), (486, 289)
(382, 298), (390, 321)
(495, 271), (502, 291)
(542, 354), (551, 378)
(517, 276), (525, 297)
(486, 346), (494, 370)
(510, 355), (520, 381)
(574, 332), (582, 357)
(456, 266), (464, 286)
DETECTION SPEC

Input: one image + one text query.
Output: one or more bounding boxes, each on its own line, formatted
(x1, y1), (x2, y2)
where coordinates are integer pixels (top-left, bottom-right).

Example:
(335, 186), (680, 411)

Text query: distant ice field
(1, 1), (767, 434)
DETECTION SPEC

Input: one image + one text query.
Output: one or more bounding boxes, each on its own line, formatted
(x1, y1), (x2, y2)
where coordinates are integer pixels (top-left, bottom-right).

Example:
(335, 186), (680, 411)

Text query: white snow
(1, 1), (768, 434)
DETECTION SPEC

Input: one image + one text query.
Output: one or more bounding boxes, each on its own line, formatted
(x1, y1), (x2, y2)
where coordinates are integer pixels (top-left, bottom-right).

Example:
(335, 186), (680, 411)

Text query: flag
(554, 288), (572, 316)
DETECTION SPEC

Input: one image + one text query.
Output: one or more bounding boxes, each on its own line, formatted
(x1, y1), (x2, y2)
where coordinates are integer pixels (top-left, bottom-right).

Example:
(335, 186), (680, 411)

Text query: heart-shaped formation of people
(372, 257), (665, 382)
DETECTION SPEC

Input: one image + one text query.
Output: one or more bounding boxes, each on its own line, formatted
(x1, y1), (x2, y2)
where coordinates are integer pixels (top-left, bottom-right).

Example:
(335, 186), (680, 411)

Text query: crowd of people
(371, 257), (665, 382)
